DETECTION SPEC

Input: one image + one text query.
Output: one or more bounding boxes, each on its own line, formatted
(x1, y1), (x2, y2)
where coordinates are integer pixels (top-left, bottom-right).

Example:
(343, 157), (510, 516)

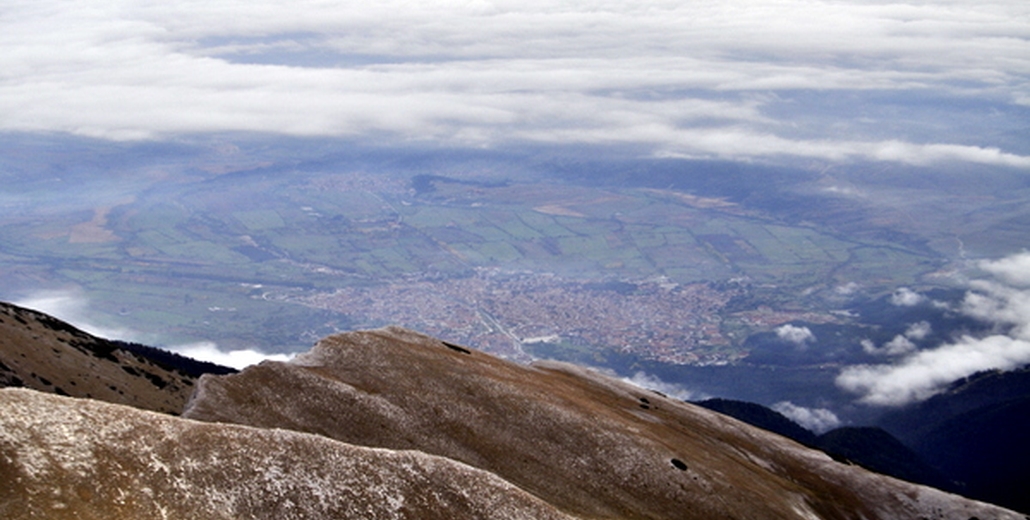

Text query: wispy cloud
(1, 0), (1026, 166)
(838, 252), (1030, 406)
(168, 341), (293, 370)
(14, 290), (135, 341)
(13, 289), (289, 369)
(839, 334), (1030, 406)
(861, 321), (931, 357)
(835, 282), (861, 296)
(875, 335), (917, 356)
(904, 321), (932, 341)
(771, 401), (841, 434)
(776, 324), (815, 346)
(622, 371), (704, 402)
(890, 288), (926, 307)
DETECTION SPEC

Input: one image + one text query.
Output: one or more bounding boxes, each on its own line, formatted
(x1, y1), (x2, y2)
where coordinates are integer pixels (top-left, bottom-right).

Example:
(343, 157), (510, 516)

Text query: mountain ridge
(0, 301), (233, 414)
(1, 302), (1024, 518)
(693, 398), (956, 493)
(182, 326), (1020, 519)
(0, 388), (574, 520)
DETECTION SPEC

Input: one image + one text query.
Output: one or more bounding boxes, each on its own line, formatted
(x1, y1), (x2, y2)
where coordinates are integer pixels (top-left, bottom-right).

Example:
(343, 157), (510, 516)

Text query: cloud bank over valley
(771, 401), (841, 434)
(14, 290), (291, 369)
(3, 0), (1030, 432)
(838, 251), (1030, 407)
(2, 0), (1028, 166)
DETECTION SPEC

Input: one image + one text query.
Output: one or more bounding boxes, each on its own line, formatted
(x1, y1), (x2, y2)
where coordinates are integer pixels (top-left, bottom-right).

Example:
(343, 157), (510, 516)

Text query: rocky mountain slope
(182, 327), (1020, 520)
(0, 388), (573, 520)
(0, 304), (1023, 519)
(0, 302), (232, 414)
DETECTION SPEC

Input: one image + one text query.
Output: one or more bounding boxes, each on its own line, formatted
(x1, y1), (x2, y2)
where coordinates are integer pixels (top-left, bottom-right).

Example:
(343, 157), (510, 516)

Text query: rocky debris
(0, 388), (575, 520)
(183, 326), (1023, 520)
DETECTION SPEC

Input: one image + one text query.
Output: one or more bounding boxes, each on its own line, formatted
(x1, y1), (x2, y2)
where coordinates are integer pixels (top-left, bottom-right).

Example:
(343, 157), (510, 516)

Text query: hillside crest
(0, 307), (1023, 519)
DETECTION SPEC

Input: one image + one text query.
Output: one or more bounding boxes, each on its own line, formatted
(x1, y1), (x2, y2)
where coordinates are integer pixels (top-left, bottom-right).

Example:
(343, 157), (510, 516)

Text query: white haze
(775, 324), (815, 346)
(14, 290), (290, 370)
(1, 0), (1028, 167)
(890, 288), (926, 307)
(622, 371), (704, 402)
(861, 321), (931, 357)
(771, 401), (841, 434)
(169, 342), (293, 370)
(838, 252), (1030, 406)
(14, 290), (135, 342)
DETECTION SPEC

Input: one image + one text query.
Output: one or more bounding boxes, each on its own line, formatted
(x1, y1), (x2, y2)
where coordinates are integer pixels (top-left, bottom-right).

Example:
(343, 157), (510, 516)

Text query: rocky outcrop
(0, 388), (574, 520)
(183, 326), (1022, 520)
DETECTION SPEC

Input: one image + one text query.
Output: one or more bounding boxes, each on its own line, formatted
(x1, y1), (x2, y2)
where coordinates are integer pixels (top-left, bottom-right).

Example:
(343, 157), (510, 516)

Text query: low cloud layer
(776, 324), (815, 346)
(169, 342), (293, 370)
(1, 0), (1027, 167)
(14, 290), (134, 342)
(622, 371), (703, 402)
(838, 252), (1030, 406)
(979, 253), (1030, 287)
(14, 290), (289, 370)
(772, 401), (841, 434)
(861, 321), (931, 357)
(890, 288), (926, 307)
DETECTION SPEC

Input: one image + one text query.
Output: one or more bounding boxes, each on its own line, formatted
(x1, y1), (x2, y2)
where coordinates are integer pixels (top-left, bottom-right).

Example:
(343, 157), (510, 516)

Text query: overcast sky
(2, 0), (1028, 167)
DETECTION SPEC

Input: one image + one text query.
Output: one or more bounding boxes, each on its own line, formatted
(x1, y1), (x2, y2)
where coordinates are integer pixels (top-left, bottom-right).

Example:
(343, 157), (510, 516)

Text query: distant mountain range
(693, 368), (1030, 515)
(693, 399), (955, 495)
(878, 367), (1030, 513)
(0, 301), (1025, 519)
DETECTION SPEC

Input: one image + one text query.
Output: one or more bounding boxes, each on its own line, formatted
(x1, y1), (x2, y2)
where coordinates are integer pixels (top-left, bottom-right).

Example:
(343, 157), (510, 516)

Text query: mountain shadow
(878, 367), (1030, 513)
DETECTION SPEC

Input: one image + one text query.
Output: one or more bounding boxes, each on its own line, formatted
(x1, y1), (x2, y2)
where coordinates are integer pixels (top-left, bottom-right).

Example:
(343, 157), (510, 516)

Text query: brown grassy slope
(0, 302), (194, 414)
(0, 388), (574, 520)
(183, 327), (1021, 520)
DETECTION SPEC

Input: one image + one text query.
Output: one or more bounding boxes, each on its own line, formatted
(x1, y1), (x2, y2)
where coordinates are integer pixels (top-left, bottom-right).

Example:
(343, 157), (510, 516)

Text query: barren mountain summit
(183, 327), (1020, 520)
(0, 388), (574, 520)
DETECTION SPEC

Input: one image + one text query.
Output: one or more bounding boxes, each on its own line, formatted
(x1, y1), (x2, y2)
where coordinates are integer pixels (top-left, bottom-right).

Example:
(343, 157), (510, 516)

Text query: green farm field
(0, 162), (953, 356)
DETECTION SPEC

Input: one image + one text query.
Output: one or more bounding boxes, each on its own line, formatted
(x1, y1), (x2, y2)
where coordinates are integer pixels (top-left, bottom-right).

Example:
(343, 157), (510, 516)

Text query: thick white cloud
(169, 342), (293, 370)
(838, 334), (1030, 406)
(1, 0), (1027, 166)
(771, 401), (841, 434)
(775, 324), (815, 345)
(861, 321), (932, 357)
(890, 287), (926, 306)
(838, 252), (1030, 406)
(882, 335), (917, 356)
(979, 251), (1030, 287)
(13, 289), (287, 369)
